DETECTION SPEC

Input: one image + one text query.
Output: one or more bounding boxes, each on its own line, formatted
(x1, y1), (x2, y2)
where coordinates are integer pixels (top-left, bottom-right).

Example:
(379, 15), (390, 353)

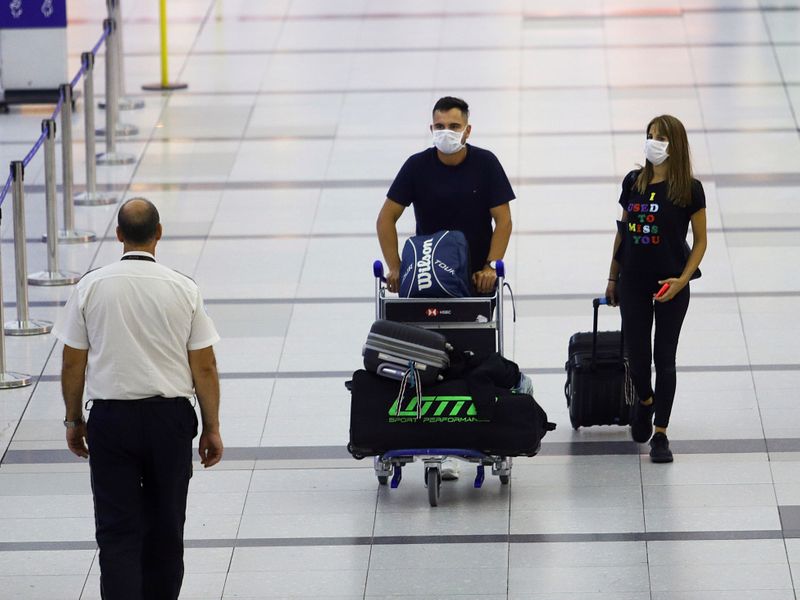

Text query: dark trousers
(619, 275), (690, 429)
(87, 398), (198, 600)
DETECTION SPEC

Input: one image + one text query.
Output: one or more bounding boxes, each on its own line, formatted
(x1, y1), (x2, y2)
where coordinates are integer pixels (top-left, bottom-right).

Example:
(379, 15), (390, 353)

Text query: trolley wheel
(377, 475), (388, 485)
(426, 467), (441, 507)
(499, 474), (510, 485)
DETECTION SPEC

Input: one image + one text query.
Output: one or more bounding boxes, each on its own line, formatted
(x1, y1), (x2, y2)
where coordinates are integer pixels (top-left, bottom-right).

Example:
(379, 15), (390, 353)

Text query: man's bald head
(117, 198), (161, 245)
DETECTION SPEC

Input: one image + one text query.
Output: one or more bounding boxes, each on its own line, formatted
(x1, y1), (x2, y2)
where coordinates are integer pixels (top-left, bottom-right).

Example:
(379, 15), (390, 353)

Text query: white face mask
(432, 128), (467, 154)
(645, 139), (669, 165)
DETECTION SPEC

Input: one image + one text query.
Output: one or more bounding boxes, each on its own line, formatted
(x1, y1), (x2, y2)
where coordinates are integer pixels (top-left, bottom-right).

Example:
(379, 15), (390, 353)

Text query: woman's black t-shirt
(617, 169), (706, 279)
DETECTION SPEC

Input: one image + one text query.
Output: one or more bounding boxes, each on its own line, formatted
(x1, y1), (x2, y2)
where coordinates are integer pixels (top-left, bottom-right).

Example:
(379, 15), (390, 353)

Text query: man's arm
(473, 202), (513, 294)
(62, 345), (89, 459)
(376, 198), (406, 293)
(188, 346), (223, 468)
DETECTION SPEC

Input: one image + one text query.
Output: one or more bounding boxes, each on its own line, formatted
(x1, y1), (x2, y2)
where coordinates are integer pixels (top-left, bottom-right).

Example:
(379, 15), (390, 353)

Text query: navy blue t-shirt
(618, 169), (706, 278)
(387, 145), (515, 273)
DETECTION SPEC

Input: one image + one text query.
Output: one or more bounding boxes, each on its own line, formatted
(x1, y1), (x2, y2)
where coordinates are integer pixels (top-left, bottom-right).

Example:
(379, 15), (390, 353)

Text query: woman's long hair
(635, 115), (693, 207)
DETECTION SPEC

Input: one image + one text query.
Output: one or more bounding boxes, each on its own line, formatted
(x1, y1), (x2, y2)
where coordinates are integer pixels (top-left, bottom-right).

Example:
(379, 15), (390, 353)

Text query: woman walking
(605, 115), (707, 463)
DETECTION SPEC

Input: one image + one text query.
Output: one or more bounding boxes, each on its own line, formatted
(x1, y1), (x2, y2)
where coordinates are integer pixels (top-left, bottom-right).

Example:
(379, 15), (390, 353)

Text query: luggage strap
(396, 361), (424, 420)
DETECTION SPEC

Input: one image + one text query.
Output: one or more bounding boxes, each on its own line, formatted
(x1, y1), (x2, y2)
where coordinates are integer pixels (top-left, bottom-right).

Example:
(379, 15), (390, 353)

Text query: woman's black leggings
(618, 275), (690, 429)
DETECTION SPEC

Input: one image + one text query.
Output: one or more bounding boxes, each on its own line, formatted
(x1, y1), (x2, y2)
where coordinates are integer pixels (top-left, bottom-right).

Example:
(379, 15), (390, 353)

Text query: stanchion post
(52, 83), (96, 244)
(0, 238), (32, 387)
(115, 0), (144, 110)
(5, 161), (53, 336)
(96, 0), (139, 137)
(75, 52), (117, 206)
(96, 19), (135, 167)
(142, 0), (188, 91)
(28, 120), (82, 286)
(98, 0), (144, 111)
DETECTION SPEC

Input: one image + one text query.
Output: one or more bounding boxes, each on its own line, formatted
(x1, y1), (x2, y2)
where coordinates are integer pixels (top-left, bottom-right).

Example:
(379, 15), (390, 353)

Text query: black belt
(88, 396), (189, 407)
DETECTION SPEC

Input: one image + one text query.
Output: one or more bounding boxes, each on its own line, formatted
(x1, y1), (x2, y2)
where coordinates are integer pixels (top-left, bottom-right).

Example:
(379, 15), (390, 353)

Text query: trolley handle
(373, 260), (386, 321)
(373, 260), (385, 281)
(496, 260), (505, 356)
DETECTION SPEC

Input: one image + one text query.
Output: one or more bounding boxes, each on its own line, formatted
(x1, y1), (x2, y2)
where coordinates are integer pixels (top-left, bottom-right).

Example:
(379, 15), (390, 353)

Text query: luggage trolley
(370, 259), (513, 507)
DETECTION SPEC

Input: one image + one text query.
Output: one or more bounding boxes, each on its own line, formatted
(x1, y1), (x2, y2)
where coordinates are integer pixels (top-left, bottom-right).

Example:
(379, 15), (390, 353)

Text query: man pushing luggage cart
(376, 95), (515, 480)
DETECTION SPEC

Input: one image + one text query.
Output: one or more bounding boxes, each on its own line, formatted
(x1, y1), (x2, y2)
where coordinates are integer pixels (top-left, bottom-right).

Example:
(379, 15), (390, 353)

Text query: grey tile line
(0, 126), (800, 146)
(4, 125), (798, 146)
(178, 291), (800, 303)
(89, 80), (800, 99)
(0, 530), (788, 552)
(67, 3), (800, 27)
(26, 363), (800, 385)
(6, 223), (798, 246)
(96, 7), (800, 27)
(13, 171), (800, 195)
(8, 290), (798, 311)
(66, 40), (800, 61)
(4, 437), (798, 465)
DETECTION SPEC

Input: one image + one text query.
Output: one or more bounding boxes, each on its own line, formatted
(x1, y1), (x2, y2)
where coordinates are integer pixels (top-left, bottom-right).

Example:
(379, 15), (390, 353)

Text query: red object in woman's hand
(655, 283), (670, 299)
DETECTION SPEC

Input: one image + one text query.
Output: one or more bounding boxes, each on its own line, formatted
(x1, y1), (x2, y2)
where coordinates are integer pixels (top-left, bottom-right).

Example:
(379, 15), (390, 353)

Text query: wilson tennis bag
(398, 230), (471, 298)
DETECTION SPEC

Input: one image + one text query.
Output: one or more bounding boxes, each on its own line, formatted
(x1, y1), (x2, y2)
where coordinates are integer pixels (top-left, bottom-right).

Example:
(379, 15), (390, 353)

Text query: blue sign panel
(0, 0), (67, 29)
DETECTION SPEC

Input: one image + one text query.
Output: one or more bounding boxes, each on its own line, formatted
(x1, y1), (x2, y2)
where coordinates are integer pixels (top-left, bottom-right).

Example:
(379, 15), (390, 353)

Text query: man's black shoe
(630, 400), (654, 443)
(649, 432), (673, 463)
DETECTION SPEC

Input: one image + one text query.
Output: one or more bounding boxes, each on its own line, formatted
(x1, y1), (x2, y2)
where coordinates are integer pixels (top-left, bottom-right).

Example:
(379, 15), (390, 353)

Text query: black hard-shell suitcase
(363, 319), (450, 385)
(564, 298), (635, 429)
(348, 369), (555, 457)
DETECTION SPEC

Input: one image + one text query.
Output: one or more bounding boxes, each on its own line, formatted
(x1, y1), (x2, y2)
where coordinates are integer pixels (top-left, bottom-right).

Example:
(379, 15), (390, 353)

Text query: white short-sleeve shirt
(52, 251), (220, 400)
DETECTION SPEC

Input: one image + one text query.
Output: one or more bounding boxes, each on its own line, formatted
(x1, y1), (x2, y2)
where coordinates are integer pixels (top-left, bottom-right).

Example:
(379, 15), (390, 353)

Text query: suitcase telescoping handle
(591, 297), (624, 368)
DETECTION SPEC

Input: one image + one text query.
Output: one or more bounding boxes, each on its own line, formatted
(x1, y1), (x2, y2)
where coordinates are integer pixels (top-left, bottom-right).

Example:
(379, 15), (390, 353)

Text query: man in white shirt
(53, 198), (222, 600)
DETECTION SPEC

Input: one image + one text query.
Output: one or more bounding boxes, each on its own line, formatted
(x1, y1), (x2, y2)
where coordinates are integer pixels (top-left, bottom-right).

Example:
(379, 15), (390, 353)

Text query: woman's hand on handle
(605, 280), (619, 307)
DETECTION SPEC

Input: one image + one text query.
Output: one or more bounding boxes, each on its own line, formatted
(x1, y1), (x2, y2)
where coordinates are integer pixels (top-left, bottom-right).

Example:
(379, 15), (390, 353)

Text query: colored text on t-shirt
(627, 191), (661, 245)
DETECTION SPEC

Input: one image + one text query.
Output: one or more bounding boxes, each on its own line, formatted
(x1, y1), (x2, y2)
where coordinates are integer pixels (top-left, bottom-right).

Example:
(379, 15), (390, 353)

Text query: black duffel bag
(347, 369), (555, 458)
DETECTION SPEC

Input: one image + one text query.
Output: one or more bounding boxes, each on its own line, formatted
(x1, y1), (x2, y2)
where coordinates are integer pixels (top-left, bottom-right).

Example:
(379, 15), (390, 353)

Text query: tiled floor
(1, 0), (800, 598)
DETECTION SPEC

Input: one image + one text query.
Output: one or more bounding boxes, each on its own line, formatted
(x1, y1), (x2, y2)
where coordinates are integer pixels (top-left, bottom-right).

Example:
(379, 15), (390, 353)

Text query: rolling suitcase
(564, 298), (635, 429)
(363, 319), (450, 385)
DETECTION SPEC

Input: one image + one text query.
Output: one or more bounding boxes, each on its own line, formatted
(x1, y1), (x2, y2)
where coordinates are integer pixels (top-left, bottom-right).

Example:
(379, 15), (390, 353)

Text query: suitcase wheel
(377, 475), (388, 485)
(499, 474), (509, 485)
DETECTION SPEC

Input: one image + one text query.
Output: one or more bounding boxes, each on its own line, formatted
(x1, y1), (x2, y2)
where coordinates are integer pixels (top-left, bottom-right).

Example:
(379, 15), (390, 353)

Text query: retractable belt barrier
(0, 5), (142, 388)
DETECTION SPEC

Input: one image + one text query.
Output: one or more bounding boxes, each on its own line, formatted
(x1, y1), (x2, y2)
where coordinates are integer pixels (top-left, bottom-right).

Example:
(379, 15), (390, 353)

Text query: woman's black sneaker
(649, 432), (673, 463)
(630, 401), (654, 443)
